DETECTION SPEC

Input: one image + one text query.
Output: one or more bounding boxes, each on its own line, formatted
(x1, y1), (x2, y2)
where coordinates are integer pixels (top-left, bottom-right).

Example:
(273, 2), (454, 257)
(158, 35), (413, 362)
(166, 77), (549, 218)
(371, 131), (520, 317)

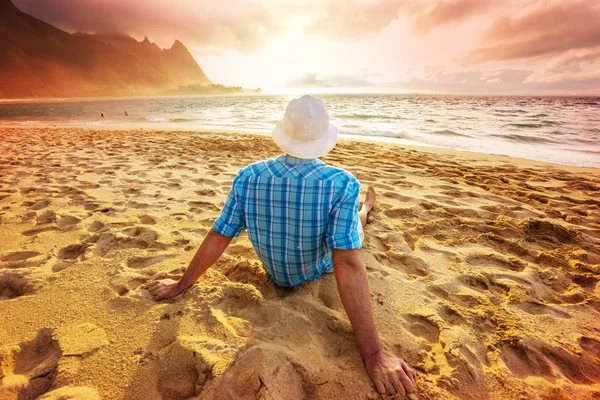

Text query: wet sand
(0, 126), (599, 400)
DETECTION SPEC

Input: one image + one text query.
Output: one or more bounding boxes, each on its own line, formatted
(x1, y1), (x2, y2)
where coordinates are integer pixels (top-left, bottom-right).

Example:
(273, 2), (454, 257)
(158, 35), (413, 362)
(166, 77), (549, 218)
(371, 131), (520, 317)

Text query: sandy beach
(0, 126), (599, 400)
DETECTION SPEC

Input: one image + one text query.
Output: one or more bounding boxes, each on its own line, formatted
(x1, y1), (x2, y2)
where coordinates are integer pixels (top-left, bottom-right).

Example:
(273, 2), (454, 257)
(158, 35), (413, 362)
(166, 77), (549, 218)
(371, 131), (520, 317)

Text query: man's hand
(147, 279), (183, 300)
(364, 351), (415, 396)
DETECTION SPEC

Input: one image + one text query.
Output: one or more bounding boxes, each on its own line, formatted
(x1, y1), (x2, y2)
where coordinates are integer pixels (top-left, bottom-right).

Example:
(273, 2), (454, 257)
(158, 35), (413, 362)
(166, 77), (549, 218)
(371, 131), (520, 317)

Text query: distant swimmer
(124, 111), (129, 117)
(101, 113), (104, 118)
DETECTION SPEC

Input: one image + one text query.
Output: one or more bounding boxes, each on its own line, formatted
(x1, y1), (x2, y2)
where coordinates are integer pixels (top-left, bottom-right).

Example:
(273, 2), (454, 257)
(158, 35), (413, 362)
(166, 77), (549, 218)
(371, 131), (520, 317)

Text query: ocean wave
(146, 117), (198, 123)
(340, 130), (402, 139)
(574, 138), (600, 145)
(15, 120), (43, 125)
(505, 123), (545, 129)
(494, 109), (528, 114)
(491, 133), (558, 144)
(335, 113), (391, 120)
(1, 94), (598, 168)
(430, 129), (470, 137)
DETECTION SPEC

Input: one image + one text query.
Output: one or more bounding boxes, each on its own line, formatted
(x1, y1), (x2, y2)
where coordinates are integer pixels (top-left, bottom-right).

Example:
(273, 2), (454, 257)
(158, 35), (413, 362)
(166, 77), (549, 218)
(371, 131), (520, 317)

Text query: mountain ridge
(0, 0), (211, 98)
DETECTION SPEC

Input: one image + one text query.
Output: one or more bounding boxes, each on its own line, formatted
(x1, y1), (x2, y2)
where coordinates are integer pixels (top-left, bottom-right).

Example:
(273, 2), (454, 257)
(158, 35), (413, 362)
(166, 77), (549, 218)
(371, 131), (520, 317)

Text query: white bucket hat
(271, 95), (338, 159)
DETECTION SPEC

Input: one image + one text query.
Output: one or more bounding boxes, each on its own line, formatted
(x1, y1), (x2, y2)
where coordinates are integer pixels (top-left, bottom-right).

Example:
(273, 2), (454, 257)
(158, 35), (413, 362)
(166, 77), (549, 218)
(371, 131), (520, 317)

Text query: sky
(13, 0), (600, 94)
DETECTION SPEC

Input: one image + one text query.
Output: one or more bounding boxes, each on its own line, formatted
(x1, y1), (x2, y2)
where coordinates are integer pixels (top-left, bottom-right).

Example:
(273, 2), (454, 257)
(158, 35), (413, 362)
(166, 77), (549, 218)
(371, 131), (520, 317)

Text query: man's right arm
(147, 228), (232, 300)
(148, 172), (246, 300)
(332, 248), (415, 397)
(177, 228), (232, 291)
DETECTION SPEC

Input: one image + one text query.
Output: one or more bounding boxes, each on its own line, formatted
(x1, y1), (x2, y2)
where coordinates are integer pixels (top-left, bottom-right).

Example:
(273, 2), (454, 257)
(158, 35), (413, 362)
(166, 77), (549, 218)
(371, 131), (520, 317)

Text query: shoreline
(1, 92), (599, 104)
(1, 123), (598, 173)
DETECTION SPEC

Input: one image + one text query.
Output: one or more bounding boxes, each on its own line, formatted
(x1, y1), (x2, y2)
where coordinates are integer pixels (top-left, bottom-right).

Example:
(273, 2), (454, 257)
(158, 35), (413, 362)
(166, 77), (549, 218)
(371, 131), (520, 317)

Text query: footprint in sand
(190, 178), (219, 188)
(522, 219), (579, 244)
(188, 201), (220, 212)
(56, 215), (81, 229)
(579, 336), (600, 361)
(57, 244), (88, 260)
(139, 214), (157, 225)
(109, 269), (153, 297)
(0, 328), (61, 399)
(86, 227), (163, 257)
(423, 194), (462, 206)
(126, 254), (176, 269)
(403, 314), (441, 343)
(19, 211), (37, 223)
(436, 304), (466, 326)
(465, 253), (526, 272)
(517, 301), (572, 319)
(82, 201), (100, 211)
(427, 285), (482, 309)
(374, 252), (431, 278)
(457, 274), (490, 292)
(21, 226), (61, 237)
(86, 221), (105, 232)
(499, 337), (600, 384)
(383, 208), (418, 220)
(382, 191), (416, 203)
(27, 200), (51, 211)
(127, 200), (151, 209)
(0, 251), (48, 269)
(36, 210), (56, 224)
(0, 271), (37, 300)
(194, 188), (220, 197)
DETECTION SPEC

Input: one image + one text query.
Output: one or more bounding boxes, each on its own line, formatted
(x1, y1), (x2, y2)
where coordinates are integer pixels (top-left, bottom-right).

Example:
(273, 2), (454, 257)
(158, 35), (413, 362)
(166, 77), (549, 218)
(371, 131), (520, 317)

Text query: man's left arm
(326, 180), (415, 396)
(332, 248), (415, 396)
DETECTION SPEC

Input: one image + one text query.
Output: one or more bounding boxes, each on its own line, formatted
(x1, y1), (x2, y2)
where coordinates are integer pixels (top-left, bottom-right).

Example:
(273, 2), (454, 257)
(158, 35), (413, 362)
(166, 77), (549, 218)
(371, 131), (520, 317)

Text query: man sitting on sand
(148, 95), (415, 397)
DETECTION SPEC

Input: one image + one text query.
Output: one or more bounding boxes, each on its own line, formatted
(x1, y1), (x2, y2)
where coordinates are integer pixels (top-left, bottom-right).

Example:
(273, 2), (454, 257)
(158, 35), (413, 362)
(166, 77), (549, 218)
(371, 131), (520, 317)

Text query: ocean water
(1, 94), (598, 168)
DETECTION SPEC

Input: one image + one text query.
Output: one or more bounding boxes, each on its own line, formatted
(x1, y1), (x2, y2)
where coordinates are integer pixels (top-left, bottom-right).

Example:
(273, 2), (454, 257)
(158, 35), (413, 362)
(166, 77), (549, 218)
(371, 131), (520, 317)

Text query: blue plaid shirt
(213, 155), (362, 287)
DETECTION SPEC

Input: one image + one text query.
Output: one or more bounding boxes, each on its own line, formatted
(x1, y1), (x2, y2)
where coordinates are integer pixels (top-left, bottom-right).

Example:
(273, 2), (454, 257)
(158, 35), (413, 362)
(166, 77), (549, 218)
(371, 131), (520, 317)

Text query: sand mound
(38, 386), (102, 400)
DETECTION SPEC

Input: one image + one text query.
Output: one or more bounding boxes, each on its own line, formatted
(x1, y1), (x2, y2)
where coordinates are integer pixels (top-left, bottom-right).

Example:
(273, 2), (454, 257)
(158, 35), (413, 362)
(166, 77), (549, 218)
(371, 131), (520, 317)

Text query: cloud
(463, 0), (600, 64)
(307, 0), (402, 40)
(402, 68), (531, 93)
(12, 0), (275, 51)
(392, 67), (600, 93)
(307, 0), (492, 40)
(287, 72), (373, 87)
(408, 0), (492, 36)
(525, 50), (600, 84)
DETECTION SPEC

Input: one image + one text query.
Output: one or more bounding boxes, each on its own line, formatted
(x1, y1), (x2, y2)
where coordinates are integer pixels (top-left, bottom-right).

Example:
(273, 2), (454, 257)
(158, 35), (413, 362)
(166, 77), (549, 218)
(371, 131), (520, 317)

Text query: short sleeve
(213, 174), (246, 238)
(326, 179), (362, 250)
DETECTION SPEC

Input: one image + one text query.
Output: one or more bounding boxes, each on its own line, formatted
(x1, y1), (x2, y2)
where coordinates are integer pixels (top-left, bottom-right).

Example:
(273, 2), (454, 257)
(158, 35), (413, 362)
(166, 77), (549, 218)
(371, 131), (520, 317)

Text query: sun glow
(285, 16), (312, 29)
